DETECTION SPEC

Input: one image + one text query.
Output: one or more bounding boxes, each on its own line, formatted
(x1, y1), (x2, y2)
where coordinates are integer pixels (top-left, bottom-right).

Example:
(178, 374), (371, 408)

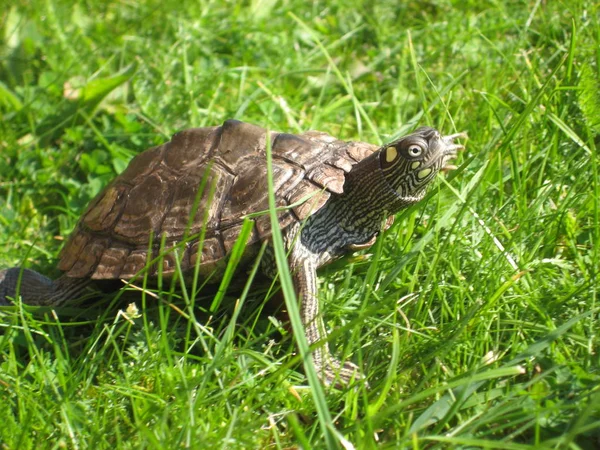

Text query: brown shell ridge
(92, 232), (214, 280)
(272, 132), (325, 171)
(146, 173), (178, 251)
(271, 157), (306, 200)
(212, 162), (238, 255)
(78, 197), (231, 246)
(58, 120), (381, 281)
(120, 125), (226, 246)
(72, 177), (219, 279)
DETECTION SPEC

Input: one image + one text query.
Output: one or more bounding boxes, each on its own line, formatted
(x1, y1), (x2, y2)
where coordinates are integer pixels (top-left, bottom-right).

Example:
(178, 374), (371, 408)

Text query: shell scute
(155, 245), (188, 276)
(346, 142), (376, 162)
(286, 180), (331, 220)
(220, 158), (297, 226)
(307, 164), (345, 194)
(273, 133), (324, 169)
(113, 174), (171, 244)
(92, 246), (130, 279)
(58, 232), (90, 273)
(82, 184), (128, 232)
(120, 249), (151, 279)
(161, 164), (234, 239)
(163, 127), (218, 170)
(67, 237), (108, 278)
(217, 120), (268, 168)
(221, 224), (247, 253)
(119, 145), (164, 183)
(190, 237), (225, 268)
(328, 153), (355, 173)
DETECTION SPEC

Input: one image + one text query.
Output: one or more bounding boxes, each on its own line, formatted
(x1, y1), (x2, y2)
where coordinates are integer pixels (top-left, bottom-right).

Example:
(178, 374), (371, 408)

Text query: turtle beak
(440, 131), (467, 173)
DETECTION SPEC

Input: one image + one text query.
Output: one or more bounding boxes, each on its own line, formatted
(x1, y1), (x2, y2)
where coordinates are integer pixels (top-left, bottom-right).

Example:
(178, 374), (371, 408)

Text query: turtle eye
(407, 144), (423, 157)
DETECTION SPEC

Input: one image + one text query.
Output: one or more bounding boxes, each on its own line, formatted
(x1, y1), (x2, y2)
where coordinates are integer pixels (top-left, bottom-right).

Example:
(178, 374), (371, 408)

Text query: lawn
(1, 0), (599, 448)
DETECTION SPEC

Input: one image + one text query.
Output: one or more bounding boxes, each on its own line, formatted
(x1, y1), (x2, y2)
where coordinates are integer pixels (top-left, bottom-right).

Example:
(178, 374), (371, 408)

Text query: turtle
(0, 119), (466, 385)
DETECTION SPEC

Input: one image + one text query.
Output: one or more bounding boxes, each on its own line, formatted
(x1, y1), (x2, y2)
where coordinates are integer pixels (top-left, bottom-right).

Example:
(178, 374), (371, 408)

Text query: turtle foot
(319, 356), (366, 388)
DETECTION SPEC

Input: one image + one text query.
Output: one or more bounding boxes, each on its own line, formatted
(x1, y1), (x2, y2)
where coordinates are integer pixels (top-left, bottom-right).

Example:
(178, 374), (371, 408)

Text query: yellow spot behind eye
(411, 161), (421, 170)
(385, 147), (397, 163)
(418, 168), (432, 179)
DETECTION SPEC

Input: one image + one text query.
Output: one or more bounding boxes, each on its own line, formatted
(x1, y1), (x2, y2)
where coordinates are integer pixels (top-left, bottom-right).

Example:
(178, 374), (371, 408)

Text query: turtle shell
(57, 120), (377, 280)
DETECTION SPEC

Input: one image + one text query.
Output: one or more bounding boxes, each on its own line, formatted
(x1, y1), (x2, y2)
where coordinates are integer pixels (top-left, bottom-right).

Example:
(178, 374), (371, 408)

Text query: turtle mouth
(439, 131), (467, 173)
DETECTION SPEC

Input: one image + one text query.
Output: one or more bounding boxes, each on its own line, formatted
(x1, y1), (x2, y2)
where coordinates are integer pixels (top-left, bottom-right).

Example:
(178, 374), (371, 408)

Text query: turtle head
(378, 127), (466, 201)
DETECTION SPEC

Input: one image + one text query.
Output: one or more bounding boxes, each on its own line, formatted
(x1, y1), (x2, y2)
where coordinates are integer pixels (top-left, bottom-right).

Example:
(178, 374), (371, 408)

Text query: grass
(1, 0), (599, 448)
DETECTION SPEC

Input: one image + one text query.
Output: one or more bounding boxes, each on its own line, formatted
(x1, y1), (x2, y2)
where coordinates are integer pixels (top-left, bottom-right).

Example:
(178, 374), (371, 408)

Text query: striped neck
(298, 151), (425, 258)
(338, 151), (426, 230)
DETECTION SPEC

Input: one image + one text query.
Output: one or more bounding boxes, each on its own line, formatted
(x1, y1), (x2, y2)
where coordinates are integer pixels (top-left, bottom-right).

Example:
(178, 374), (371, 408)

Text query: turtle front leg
(291, 257), (362, 386)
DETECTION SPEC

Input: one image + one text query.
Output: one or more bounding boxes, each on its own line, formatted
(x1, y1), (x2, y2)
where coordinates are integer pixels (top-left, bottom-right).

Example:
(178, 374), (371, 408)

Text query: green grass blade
(264, 129), (338, 449)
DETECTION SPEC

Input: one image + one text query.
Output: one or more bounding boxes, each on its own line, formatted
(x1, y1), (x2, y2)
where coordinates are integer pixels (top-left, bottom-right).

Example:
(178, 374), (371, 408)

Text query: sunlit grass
(1, 0), (599, 448)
